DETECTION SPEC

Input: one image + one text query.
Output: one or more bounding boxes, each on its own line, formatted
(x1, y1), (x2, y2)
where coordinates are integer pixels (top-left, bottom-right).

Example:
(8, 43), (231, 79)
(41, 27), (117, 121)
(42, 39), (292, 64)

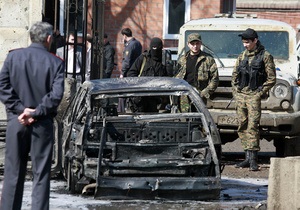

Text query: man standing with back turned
(120, 28), (142, 77)
(232, 28), (276, 171)
(0, 21), (65, 210)
(102, 33), (115, 78)
(118, 28), (142, 112)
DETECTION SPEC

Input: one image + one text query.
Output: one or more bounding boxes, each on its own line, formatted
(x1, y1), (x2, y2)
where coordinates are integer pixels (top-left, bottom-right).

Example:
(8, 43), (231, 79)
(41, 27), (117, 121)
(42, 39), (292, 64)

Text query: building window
(222, 0), (236, 14)
(59, 0), (84, 35)
(163, 0), (191, 39)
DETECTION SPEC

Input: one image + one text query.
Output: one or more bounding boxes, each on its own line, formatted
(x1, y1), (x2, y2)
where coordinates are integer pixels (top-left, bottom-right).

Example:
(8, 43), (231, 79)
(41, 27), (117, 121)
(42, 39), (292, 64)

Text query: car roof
(182, 18), (293, 30)
(81, 77), (193, 94)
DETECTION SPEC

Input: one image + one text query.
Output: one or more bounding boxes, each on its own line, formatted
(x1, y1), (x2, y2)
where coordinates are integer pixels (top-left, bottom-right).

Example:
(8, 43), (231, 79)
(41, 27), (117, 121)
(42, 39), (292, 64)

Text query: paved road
(0, 177), (268, 210)
(0, 139), (274, 209)
(222, 138), (276, 153)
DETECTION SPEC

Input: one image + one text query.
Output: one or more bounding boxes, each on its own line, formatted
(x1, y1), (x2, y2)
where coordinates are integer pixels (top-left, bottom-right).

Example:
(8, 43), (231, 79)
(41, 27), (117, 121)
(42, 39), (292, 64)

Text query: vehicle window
(91, 93), (201, 120)
(185, 30), (289, 60)
(88, 93), (207, 145)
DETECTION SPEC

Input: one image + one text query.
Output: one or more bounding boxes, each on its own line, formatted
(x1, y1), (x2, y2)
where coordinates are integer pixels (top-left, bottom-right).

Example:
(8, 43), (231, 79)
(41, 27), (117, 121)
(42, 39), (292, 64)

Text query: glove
(200, 89), (210, 99)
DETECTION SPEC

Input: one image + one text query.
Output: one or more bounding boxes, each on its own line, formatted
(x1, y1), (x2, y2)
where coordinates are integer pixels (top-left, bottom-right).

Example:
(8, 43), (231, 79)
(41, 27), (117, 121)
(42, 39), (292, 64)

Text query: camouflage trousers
(235, 92), (261, 151)
(180, 95), (190, 112)
(180, 95), (206, 112)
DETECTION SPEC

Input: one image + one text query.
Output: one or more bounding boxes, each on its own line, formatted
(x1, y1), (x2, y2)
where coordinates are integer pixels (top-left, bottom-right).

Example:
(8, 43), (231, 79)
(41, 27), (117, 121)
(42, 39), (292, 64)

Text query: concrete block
(267, 157), (300, 210)
(0, 0), (42, 68)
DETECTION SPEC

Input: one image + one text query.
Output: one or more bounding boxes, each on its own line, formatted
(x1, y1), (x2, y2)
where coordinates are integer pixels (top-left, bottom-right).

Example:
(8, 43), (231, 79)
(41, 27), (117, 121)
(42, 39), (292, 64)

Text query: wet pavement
(0, 176), (268, 210)
(0, 140), (273, 210)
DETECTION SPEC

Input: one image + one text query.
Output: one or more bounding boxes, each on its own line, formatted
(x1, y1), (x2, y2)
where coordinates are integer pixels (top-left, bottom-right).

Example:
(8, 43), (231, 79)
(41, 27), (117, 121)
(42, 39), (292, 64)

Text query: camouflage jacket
(174, 50), (219, 98)
(232, 41), (276, 96)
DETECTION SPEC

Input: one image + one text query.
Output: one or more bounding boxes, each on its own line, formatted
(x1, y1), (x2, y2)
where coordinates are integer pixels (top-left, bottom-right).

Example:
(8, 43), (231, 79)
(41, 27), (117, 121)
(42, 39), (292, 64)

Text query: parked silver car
(61, 77), (222, 200)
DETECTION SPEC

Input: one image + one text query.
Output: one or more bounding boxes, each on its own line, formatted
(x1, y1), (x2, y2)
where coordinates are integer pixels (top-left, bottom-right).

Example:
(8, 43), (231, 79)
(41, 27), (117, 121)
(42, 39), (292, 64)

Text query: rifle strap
(138, 56), (147, 77)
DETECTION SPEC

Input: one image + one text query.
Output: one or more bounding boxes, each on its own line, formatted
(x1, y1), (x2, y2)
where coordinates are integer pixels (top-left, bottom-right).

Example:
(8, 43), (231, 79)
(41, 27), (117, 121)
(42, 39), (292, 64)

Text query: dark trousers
(0, 115), (54, 210)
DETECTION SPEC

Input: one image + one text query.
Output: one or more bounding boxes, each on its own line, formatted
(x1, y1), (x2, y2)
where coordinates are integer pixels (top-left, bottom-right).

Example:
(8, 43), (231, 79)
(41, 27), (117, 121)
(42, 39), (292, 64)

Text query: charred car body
(61, 77), (221, 200)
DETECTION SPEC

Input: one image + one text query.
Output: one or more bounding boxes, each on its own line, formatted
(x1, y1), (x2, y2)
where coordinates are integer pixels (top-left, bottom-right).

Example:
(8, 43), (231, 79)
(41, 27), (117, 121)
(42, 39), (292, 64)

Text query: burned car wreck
(61, 77), (221, 200)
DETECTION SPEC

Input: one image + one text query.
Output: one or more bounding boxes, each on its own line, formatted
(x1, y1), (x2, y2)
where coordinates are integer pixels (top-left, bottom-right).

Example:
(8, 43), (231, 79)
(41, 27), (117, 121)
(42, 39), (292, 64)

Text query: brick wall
(103, 0), (300, 78)
(236, 11), (300, 31)
(236, 0), (300, 32)
(235, 8), (300, 45)
(104, 0), (221, 77)
(104, 0), (165, 77)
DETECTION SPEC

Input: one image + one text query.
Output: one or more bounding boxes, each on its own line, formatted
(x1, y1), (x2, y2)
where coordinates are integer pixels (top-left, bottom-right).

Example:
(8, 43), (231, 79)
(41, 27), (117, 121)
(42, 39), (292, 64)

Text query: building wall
(236, 10), (300, 31)
(104, 0), (221, 77)
(236, 0), (300, 31)
(0, 0), (42, 68)
(103, 0), (300, 77)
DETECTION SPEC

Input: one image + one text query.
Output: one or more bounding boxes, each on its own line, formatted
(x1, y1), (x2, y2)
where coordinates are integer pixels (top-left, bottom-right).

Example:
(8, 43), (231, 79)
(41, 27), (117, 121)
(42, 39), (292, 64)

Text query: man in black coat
(127, 37), (170, 77)
(120, 28), (142, 77)
(0, 21), (65, 210)
(103, 33), (115, 78)
(127, 37), (171, 112)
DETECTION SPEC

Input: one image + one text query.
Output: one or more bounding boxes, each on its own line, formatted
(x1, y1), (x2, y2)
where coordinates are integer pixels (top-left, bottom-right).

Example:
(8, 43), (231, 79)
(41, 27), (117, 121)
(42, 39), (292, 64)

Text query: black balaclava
(150, 37), (163, 61)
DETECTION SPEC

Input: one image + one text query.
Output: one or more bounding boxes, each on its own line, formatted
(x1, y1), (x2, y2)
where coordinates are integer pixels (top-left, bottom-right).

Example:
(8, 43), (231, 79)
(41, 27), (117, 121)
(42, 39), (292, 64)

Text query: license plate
(218, 115), (239, 126)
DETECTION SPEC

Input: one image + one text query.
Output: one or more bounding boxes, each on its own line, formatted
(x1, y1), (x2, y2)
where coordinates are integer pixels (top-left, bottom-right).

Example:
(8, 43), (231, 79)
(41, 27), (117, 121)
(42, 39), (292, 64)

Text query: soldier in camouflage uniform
(174, 33), (219, 111)
(232, 28), (276, 171)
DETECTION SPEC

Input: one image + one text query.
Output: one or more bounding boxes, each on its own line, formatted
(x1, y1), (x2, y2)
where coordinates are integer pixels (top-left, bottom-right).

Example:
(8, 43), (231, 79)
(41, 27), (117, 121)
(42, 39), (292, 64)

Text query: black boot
(235, 150), (250, 168)
(249, 150), (259, 171)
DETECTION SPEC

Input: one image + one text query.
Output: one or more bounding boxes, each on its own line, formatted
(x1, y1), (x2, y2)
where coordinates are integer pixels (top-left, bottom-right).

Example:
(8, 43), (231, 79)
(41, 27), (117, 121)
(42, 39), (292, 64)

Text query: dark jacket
(0, 43), (65, 119)
(103, 41), (115, 78)
(232, 41), (276, 96)
(175, 50), (219, 99)
(127, 51), (169, 77)
(121, 38), (142, 76)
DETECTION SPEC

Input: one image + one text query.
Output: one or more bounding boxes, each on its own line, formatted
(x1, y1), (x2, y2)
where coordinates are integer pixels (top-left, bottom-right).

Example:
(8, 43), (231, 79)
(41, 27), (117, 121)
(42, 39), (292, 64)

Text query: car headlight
(274, 83), (288, 99)
(281, 100), (290, 110)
